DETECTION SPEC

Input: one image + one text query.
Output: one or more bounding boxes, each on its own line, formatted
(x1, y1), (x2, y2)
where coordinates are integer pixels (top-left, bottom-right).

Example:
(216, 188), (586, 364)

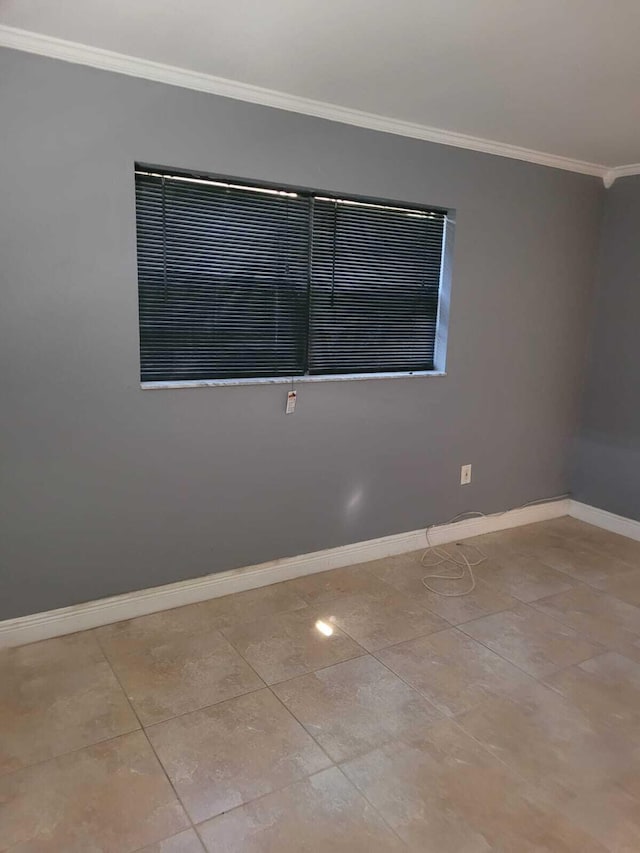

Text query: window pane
(309, 199), (445, 375)
(136, 174), (310, 381)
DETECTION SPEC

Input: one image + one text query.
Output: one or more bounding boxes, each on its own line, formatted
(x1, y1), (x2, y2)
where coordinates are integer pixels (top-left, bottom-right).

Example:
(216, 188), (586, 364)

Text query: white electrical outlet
(460, 464), (472, 485)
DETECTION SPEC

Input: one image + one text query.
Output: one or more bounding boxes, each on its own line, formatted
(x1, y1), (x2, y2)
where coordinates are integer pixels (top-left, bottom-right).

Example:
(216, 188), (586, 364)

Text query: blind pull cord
(161, 175), (168, 304)
(330, 201), (338, 307)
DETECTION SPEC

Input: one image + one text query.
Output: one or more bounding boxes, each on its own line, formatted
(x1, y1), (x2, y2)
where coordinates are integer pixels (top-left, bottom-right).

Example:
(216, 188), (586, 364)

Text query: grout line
(483, 528), (637, 590)
(191, 823), (208, 852)
(193, 767), (335, 822)
(266, 650), (372, 689)
(453, 607), (604, 681)
(130, 828), (206, 853)
(129, 712), (196, 829)
(333, 764), (410, 848)
(266, 653), (437, 760)
(481, 539), (640, 623)
(0, 723), (144, 781)
(266, 687), (336, 766)
(555, 527), (640, 571)
(370, 622), (553, 720)
(217, 603), (373, 684)
(443, 714), (556, 795)
(94, 629), (270, 727)
(264, 664), (410, 847)
(350, 568), (608, 694)
(189, 765), (408, 850)
(264, 649), (369, 687)
(429, 532), (627, 657)
(523, 593), (629, 652)
(94, 631), (197, 832)
(367, 645), (446, 711)
(268, 675), (408, 847)
(140, 684), (269, 729)
(280, 627), (457, 763)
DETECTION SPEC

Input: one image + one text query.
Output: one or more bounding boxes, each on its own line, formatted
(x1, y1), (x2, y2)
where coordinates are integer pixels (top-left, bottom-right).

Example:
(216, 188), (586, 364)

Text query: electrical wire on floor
(420, 493), (570, 597)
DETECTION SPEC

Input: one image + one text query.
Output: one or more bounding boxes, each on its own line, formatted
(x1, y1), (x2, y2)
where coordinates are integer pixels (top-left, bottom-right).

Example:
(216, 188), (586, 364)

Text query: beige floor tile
(0, 633), (139, 774)
(475, 522), (640, 584)
(456, 681), (637, 802)
(460, 604), (601, 677)
(0, 730), (188, 852)
(362, 550), (431, 594)
(416, 577), (519, 626)
(469, 523), (566, 557)
(369, 551), (519, 625)
(285, 563), (387, 606)
(537, 517), (594, 539)
(138, 829), (205, 852)
(515, 519), (574, 541)
(523, 539), (633, 588)
(548, 518), (640, 568)
(544, 651), (640, 739)
(376, 628), (536, 716)
(273, 655), (441, 762)
(554, 785), (640, 852)
(340, 718), (605, 852)
(598, 567), (640, 606)
(197, 767), (404, 852)
(95, 585), (308, 656)
(463, 531), (526, 562)
(617, 761), (640, 802)
(290, 563), (451, 648)
(478, 552), (577, 602)
(99, 628), (264, 726)
(146, 689), (331, 823)
(320, 587), (448, 652)
(364, 549), (426, 578)
(196, 582), (308, 629)
(221, 607), (364, 684)
(584, 536), (640, 570)
(532, 585), (640, 648)
(617, 636), (640, 663)
(1, 630), (104, 671)
(95, 602), (222, 655)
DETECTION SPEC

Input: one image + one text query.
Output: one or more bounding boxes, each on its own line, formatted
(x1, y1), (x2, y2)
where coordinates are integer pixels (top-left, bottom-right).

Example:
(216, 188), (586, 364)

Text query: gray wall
(572, 176), (640, 520)
(0, 48), (603, 619)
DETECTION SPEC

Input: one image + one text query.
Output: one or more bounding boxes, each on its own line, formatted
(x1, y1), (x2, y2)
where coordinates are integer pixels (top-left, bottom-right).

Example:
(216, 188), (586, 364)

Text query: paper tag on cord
(286, 390), (297, 414)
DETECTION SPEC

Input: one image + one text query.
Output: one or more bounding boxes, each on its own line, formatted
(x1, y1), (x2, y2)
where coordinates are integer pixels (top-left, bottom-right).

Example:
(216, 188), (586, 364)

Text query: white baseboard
(0, 498), (570, 649)
(569, 500), (640, 542)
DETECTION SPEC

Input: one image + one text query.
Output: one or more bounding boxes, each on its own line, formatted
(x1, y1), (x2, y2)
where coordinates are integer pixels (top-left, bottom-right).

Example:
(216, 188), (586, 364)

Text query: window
(134, 167), (449, 384)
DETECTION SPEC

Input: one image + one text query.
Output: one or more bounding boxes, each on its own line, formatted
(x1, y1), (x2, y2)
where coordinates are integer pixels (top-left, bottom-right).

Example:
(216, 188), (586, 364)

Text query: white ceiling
(2, 0), (640, 171)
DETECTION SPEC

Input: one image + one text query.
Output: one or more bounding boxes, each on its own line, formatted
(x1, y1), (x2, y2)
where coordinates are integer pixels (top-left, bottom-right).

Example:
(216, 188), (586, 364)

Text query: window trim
(135, 164), (455, 388)
(141, 369), (448, 390)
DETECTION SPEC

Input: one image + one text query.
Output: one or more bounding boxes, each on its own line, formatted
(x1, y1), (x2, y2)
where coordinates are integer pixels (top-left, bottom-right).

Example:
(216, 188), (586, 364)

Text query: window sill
(141, 370), (447, 390)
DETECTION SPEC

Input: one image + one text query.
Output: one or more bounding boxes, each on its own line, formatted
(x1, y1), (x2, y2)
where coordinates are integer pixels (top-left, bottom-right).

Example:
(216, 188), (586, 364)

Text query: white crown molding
(603, 164), (640, 188)
(0, 24), (613, 181)
(0, 498), (569, 648)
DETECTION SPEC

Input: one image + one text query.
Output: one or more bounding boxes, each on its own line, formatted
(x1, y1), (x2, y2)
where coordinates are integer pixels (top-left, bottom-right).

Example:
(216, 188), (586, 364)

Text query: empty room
(1, 1), (640, 850)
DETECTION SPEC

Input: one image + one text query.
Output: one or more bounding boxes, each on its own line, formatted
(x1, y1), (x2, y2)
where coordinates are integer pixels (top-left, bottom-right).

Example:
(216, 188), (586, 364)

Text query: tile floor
(2, 517), (640, 851)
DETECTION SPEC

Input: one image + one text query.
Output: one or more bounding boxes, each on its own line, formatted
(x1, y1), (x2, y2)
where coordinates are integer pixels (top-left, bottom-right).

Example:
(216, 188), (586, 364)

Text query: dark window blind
(135, 173), (310, 381)
(135, 169), (446, 382)
(309, 199), (445, 374)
